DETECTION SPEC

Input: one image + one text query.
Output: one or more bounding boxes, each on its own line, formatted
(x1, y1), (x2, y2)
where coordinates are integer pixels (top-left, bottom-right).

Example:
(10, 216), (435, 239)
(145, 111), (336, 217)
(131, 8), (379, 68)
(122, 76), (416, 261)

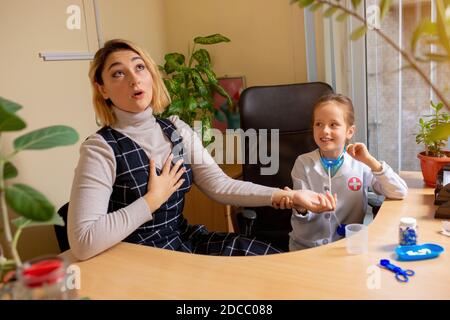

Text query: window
(309, 0), (449, 172)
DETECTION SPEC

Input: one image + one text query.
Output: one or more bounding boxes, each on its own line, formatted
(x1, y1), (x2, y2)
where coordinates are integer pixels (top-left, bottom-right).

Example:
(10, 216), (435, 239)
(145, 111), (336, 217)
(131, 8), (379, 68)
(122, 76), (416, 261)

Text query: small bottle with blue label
(399, 217), (418, 246)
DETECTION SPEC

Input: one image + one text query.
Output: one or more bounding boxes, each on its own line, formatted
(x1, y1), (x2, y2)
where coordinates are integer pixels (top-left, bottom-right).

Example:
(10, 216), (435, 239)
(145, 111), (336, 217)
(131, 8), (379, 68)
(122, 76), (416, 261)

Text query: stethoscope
(319, 149), (347, 237)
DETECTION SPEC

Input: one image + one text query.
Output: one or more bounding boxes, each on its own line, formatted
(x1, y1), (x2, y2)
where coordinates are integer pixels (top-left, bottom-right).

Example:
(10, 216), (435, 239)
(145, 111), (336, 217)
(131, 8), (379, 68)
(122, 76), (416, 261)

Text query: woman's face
(97, 50), (153, 113)
(313, 102), (355, 158)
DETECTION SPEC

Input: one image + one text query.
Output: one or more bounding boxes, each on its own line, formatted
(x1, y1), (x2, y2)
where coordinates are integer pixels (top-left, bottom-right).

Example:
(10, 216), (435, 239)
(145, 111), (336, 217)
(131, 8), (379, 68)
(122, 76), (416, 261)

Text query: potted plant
(0, 96), (79, 298)
(160, 34), (233, 145)
(416, 101), (450, 187)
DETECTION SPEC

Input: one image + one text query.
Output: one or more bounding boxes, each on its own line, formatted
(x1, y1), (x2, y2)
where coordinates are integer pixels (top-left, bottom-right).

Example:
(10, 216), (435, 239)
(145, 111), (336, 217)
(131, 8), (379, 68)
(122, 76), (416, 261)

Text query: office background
(0, 0), (446, 260)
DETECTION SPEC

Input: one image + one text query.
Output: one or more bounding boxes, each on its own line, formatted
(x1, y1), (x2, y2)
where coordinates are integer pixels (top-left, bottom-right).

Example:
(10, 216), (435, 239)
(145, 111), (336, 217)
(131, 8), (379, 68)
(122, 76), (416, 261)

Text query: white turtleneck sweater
(67, 106), (277, 260)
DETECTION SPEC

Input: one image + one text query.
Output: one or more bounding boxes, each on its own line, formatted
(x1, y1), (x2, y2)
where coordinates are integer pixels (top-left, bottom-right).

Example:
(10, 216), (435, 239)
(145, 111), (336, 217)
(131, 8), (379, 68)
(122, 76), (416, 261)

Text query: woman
(67, 39), (336, 260)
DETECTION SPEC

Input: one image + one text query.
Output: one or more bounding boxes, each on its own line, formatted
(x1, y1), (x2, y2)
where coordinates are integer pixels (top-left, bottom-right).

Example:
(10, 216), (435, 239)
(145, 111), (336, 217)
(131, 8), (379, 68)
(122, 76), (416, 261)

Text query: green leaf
(13, 125), (79, 151)
(163, 78), (175, 96)
(419, 118), (425, 125)
(214, 108), (227, 123)
(351, 0), (362, 8)
(202, 100), (215, 113)
(168, 100), (184, 114)
(0, 104), (26, 132)
(163, 78), (182, 97)
(309, 2), (323, 12)
(201, 116), (213, 144)
(192, 49), (211, 67)
(323, 6), (338, 18)
(12, 211), (64, 229)
(296, 0), (314, 7)
(0, 96), (22, 113)
(350, 25), (368, 41)
(3, 162), (18, 180)
(197, 66), (218, 85)
(5, 184), (54, 221)
(428, 123), (450, 141)
(411, 21), (437, 55)
(424, 53), (449, 62)
(213, 84), (233, 108)
(380, 0), (392, 20)
(194, 34), (231, 45)
(173, 72), (186, 83)
(163, 53), (185, 74)
(337, 12), (349, 22)
(436, 0), (450, 57)
(190, 70), (209, 97)
(187, 96), (198, 112)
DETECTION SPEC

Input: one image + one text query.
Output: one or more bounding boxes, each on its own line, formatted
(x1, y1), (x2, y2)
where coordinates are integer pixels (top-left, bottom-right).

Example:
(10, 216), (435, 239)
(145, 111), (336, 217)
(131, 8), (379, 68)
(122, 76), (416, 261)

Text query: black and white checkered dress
(97, 118), (282, 256)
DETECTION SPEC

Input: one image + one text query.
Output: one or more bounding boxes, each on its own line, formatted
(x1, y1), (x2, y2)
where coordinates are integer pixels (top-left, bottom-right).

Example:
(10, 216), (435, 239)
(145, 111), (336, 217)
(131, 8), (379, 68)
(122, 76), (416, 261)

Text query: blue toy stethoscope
(319, 148), (347, 237)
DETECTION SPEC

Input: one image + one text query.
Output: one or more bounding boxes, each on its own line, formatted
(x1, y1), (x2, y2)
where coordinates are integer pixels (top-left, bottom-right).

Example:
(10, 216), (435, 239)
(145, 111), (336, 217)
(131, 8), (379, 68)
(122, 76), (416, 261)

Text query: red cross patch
(348, 177), (362, 191)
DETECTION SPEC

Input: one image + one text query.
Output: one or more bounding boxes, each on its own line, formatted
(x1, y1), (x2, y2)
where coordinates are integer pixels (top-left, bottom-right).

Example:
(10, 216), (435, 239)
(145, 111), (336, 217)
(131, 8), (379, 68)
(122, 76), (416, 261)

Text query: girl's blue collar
(319, 148), (346, 171)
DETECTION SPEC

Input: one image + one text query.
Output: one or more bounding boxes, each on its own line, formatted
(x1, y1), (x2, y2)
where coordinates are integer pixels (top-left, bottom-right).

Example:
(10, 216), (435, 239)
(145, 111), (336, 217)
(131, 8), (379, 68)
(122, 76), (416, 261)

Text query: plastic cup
(345, 224), (368, 254)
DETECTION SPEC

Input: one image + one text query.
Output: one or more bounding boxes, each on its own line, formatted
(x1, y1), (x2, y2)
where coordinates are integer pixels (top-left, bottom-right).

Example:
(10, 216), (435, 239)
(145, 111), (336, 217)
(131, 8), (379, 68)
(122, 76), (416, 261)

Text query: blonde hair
(88, 39), (170, 126)
(312, 93), (355, 127)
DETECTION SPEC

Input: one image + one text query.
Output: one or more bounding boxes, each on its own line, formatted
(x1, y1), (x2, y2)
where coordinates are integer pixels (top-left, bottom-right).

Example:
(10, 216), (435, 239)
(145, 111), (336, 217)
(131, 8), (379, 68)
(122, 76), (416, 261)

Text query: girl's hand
(346, 143), (382, 172)
(144, 154), (185, 212)
(272, 187), (294, 209)
(292, 189), (337, 213)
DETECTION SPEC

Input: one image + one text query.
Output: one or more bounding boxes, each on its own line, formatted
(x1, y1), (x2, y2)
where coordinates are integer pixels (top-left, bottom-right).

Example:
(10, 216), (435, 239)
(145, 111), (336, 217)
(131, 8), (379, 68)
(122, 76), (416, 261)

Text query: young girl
(289, 93), (408, 251)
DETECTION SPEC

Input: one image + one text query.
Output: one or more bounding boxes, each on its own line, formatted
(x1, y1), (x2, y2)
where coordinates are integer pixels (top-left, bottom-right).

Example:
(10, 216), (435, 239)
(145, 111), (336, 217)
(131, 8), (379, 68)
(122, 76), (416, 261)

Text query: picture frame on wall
(213, 76), (246, 132)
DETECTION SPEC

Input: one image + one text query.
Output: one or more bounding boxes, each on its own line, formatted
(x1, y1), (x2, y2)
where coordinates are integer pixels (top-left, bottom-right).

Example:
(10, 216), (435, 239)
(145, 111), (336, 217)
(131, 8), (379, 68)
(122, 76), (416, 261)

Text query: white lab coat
(289, 149), (408, 251)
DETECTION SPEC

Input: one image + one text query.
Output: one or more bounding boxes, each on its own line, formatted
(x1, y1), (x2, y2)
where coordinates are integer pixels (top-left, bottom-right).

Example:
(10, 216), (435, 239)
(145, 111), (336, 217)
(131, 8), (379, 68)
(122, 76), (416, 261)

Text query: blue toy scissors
(379, 259), (415, 283)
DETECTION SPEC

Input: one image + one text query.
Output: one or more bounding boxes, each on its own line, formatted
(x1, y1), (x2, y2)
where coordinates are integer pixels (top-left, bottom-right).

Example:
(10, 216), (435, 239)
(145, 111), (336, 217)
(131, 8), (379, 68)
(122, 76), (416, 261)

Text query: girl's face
(313, 102), (355, 158)
(97, 50), (153, 113)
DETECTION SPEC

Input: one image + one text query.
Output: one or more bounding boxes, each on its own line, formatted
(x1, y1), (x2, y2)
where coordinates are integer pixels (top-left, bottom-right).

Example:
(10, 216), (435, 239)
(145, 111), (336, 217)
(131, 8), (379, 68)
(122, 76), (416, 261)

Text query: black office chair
(54, 202), (70, 252)
(236, 82), (333, 251)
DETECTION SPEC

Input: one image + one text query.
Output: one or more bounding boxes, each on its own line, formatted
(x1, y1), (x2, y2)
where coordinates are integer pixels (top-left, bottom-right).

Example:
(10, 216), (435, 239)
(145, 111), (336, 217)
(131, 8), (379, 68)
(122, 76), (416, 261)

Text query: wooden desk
(62, 172), (450, 299)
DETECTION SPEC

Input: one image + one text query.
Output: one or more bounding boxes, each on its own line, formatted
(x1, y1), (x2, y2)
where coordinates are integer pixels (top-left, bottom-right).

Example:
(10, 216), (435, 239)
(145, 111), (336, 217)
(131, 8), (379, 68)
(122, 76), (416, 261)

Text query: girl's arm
(347, 143), (408, 199)
(368, 161), (408, 199)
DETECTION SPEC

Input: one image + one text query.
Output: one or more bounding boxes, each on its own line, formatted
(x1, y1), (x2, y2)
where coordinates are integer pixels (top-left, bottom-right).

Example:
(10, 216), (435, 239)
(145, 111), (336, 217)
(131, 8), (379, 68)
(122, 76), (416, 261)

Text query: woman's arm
(290, 155), (336, 215)
(170, 116), (278, 207)
(67, 135), (153, 261)
(171, 116), (335, 212)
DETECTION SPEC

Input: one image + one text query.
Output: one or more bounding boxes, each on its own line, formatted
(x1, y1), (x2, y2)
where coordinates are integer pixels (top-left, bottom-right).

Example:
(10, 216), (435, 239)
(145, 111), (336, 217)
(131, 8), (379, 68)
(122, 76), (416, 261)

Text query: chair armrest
(235, 209), (258, 237)
(368, 194), (384, 217)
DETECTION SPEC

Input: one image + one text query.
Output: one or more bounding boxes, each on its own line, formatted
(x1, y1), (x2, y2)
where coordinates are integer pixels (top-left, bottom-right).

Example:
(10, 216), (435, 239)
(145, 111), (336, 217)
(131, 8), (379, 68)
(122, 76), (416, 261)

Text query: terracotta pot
(417, 151), (450, 187)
